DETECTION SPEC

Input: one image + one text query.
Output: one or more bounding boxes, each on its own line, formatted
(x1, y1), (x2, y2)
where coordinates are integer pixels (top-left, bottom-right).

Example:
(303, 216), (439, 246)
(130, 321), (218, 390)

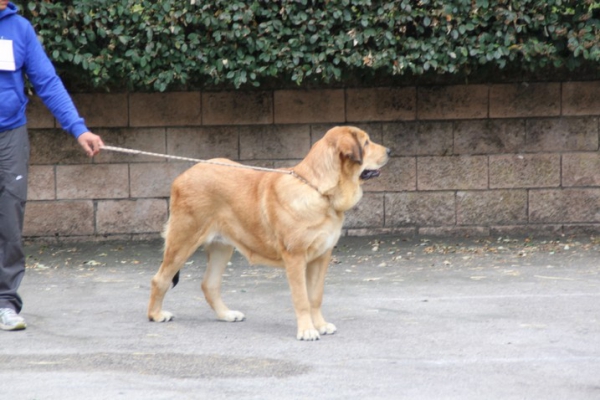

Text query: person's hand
(77, 131), (104, 157)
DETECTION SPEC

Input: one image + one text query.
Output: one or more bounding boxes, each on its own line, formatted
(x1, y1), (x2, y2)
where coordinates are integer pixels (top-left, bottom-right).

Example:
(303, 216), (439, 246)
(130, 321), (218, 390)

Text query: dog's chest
(305, 219), (343, 261)
(322, 228), (341, 250)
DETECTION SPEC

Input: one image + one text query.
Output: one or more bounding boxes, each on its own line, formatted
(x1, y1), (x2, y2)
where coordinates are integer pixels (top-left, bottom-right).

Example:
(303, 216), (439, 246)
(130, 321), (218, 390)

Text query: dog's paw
(149, 311), (174, 322)
(218, 310), (245, 322)
(318, 323), (337, 335)
(297, 328), (320, 341)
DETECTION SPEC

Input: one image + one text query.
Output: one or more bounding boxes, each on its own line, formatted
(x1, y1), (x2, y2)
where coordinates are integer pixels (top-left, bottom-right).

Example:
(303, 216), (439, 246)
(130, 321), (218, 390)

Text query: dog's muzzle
(360, 169), (381, 180)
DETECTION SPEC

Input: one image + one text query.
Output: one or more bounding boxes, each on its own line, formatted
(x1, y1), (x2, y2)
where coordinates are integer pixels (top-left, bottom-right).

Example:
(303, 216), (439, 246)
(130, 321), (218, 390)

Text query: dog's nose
(386, 148), (391, 156)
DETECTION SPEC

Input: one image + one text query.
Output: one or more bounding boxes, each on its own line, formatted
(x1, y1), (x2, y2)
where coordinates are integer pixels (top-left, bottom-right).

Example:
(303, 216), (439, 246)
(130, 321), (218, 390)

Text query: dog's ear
(338, 132), (363, 165)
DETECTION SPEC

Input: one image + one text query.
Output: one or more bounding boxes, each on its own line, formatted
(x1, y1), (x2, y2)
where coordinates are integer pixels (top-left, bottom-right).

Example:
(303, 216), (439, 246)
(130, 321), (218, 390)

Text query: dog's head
(331, 126), (390, 182)
(301, 126), (390, 211)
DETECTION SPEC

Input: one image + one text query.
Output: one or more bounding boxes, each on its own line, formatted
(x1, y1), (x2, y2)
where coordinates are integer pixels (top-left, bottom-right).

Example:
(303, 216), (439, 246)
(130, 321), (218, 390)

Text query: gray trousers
(0, 125), (29, 313)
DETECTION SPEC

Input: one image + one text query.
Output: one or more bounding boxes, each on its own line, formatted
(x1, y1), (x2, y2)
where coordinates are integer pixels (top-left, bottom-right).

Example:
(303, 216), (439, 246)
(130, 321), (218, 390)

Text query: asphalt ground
(1, 235), (599, 400)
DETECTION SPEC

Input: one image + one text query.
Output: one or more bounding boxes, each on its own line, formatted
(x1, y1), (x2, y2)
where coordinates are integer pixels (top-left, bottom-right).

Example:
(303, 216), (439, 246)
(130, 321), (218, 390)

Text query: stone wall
(23, 81), (600, 241)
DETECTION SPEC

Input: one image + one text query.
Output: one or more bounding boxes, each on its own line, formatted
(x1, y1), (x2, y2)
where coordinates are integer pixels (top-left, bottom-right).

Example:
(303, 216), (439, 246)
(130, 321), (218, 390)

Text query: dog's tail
(171, 271), (180, 289)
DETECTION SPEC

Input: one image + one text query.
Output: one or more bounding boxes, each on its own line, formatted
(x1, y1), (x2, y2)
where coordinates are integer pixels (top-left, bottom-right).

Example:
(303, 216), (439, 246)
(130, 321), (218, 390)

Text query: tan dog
(147, 126), (390, 340)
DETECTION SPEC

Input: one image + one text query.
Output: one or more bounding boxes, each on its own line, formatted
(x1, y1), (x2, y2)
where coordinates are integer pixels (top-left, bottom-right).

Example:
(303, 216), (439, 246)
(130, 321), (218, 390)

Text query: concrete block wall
(23, 81), (600, 241)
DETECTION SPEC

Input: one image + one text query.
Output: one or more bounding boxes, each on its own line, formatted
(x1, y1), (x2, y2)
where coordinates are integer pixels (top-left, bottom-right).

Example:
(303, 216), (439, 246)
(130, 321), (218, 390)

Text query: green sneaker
(0, 308), (27, 331)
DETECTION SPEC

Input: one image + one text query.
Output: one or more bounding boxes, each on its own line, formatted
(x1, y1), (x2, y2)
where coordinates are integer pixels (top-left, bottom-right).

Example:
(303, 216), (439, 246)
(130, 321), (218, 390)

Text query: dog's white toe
(150, 311), (173, 322)
(318, 323), (337, 335)
(297, 329), (320, 341)
(218, 310), (245, 322)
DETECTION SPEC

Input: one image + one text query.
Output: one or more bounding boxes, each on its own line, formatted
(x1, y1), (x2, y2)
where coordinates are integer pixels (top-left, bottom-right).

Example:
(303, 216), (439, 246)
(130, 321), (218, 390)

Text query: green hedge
(21, 0), (600, 91)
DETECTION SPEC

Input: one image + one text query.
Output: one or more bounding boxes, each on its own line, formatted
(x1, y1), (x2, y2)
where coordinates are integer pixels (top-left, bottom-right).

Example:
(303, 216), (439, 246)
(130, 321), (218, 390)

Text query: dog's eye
(364, 140), (370, 146)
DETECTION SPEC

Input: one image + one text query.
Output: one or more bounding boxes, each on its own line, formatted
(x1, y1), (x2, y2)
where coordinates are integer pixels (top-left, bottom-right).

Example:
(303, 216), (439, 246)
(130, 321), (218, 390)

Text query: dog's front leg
(284, 253), (320, 341)
(307, 250), (337, 336)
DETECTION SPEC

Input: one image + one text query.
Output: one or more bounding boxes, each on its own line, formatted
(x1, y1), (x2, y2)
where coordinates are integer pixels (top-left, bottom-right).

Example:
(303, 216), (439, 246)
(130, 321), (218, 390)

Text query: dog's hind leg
(307, 250), (337, 336)
(148, 218), (203, 322)
(202, 241), (245, 322)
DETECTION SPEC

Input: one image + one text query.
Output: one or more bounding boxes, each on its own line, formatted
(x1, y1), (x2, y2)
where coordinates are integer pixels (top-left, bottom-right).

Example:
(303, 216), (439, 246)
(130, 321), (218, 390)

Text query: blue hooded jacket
(0, 2), (88, 137)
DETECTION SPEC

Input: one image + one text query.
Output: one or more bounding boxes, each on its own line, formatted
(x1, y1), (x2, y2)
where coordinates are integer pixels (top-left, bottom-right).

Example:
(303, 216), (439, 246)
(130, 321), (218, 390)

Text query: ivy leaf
(21, 0), (600, 91)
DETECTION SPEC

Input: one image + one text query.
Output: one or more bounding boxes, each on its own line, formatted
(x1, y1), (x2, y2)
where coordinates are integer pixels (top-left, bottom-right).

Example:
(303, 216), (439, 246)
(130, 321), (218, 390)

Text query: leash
(100, 145), (322, 194)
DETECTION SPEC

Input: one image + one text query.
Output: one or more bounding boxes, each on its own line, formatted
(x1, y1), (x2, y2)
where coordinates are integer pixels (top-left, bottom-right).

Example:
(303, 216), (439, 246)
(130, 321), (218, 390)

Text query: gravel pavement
(1, 235), (599, 400)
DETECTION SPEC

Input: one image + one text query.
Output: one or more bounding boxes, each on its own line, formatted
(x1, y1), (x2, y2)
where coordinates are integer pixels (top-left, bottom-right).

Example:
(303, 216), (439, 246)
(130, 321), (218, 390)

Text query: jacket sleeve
(23, 23), (89, 138)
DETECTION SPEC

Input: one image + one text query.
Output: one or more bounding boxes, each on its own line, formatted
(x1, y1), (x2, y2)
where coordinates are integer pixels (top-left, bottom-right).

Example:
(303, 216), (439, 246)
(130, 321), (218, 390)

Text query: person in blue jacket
(0, 0), (104, 331)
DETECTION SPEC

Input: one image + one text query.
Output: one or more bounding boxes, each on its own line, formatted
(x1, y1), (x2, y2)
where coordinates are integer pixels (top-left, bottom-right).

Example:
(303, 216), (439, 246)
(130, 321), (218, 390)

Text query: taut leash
(100, 145), (322, 194)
